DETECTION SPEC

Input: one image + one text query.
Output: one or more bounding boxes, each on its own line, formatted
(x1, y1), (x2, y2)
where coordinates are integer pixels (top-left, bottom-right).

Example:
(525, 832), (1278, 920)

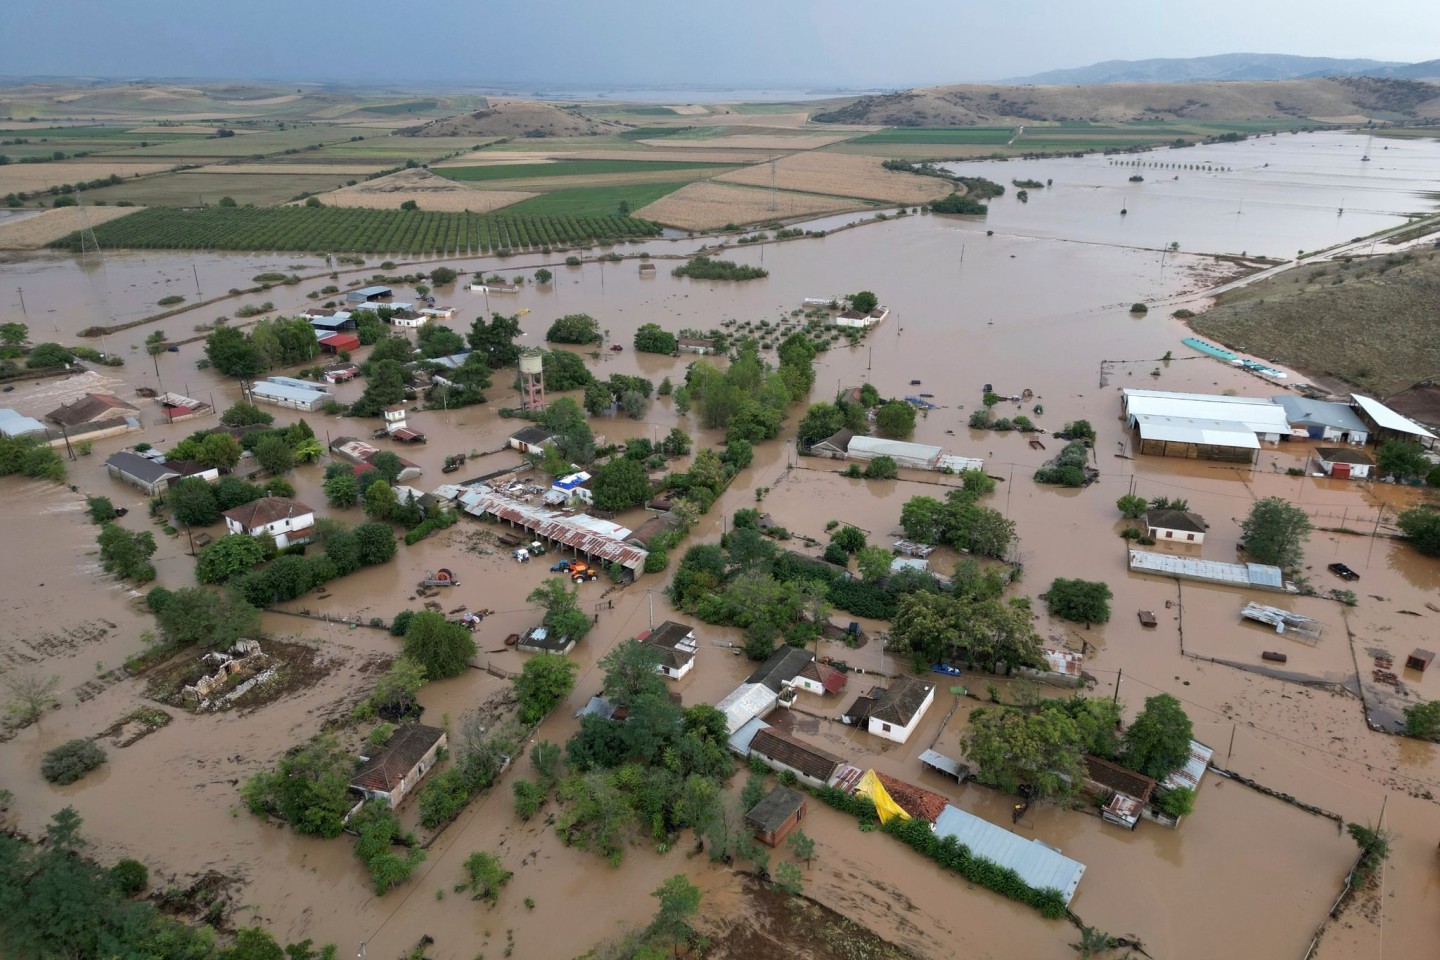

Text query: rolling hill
(1002, 53), (1419, 85)
(811, 77), (1440, 126)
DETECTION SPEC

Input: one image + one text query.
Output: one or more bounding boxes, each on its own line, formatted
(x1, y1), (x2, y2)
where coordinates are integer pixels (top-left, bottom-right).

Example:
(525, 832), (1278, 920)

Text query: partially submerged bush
(41, 738), (107, 785)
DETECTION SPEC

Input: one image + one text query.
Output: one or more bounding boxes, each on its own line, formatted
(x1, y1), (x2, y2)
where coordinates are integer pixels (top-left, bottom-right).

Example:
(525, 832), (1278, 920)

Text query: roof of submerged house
(350, 724), (444, 793)
(223, 497), (315, 529)
(870, 676), (934, 726)
(748, 727), (842, 783)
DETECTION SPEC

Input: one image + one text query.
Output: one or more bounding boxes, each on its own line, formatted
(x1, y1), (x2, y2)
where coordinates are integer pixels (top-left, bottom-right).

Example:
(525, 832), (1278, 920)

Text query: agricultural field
(714, 152), (950, 203)
(838, 119), (1338, 157)
(307, 169), (534, 213)
(434, 158), (739, 182)
(635, 181), (864, 230)
(0, 124), (210, 159)
(0, 205), (139, 249)
(848, 127), (1019, 145)
(635, 131), (854, 150)
(303, 135), (499, 163)
(0, 161), (178, 196)
(502, 181), (691, 218)
(75, 171), (358, 208)
(49, 204), (662, 254)
(97, 126), (376, 160)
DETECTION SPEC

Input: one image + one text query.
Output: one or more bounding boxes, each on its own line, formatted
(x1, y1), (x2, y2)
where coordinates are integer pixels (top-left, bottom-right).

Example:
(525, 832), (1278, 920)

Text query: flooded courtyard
(2, 131), (1439, 960)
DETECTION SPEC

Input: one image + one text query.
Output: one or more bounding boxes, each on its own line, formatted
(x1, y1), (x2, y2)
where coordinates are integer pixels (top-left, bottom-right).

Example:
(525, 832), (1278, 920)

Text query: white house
(866, 676), (935, 743)
(549, 471), (594, 506)
(389, 309), (428, 329)
(222, 497), (317, 549)
(639, 621), (697, 680)
(420, 306), (456, 320)
(792, 660), (847, 697)
(1144, 508), (1209, 545)
(1315, 446), (1375, 480)
(508, 425), (557, 455)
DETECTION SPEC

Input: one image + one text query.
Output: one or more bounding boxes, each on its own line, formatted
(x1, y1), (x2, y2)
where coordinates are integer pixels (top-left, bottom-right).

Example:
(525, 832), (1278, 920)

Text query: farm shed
(1121, 389), (1290, 443)
(716, 682), (780, 735)
(1314, 446), (1375, 480)
(105, 451), (179, 495)
(1350, 394), (1438, 448)
(251, 380), (330, 412)
(1272, 395), (1369, 444)
(518, 626), (576, 656)
(933, 805), (1086, 905)
(0, 410), (48, 439)
(508, 425), (557, 454)
(461, 490), (647, 573)
(1128, 550), (1290, 592)
(745, 786), (807, 848)
(1132, 414), (1259, 463)
(846, 436), (942, 470)
(347, 285), (393, 303)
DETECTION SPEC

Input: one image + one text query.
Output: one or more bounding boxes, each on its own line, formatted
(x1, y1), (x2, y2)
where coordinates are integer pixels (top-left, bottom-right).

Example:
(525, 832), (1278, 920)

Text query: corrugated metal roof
(1162, 740), (1214, 793)
(0, 415), (47, 437)
(462, 492), (647, 570)
(251, 381), (330, 404)
(1351, 394), (1438, 440)
(1128, 550), (1286, 591)
(728, 717), (771, 757)
(934, 805), (1085, 904)
(1272, 395), (1369, 433)
(716, 683), (779, 734)
(847, 435), (943, 464)
(264, 376), (331, 393)
(1123, 390), (1289, 435)
(918, 749), (966, 778)
(1133, 414), (1261, 449)
(351, 285), (392, 297)
(937, 455), (985, 473)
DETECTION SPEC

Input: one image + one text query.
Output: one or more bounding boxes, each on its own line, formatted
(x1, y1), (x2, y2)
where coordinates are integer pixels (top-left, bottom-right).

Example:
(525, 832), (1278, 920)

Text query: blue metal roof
(933, 804), (1086, 905)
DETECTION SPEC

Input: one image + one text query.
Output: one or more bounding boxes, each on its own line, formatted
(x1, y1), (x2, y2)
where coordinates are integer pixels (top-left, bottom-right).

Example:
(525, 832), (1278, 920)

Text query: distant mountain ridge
(1004, 53), (1440, 85)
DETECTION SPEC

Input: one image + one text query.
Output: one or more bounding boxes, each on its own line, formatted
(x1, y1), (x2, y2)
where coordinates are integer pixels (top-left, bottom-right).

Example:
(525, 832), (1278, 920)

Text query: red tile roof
(223, 497), (315, 530)
(874, 771), (948, 824)
(350, 725), (445, 794)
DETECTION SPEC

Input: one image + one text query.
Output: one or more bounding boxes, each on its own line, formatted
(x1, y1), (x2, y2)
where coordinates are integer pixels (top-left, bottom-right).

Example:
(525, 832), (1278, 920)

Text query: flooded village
(3, 128), (1440, 960)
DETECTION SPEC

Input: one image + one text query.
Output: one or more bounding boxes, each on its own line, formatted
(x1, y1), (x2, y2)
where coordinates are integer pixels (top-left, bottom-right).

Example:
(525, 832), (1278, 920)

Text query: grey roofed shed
(0, 413), (48, 438)
(1272, 394), (1369, 434)
(347, 285), (393, 302)
(933, 804), (1086, 904)
(105, 451), (180, 494)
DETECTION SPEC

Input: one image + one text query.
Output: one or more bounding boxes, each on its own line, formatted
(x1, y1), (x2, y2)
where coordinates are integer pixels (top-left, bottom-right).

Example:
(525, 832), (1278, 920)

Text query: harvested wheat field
(635, 181), (861, 230)
(304, 168), (533, 212)
(0, 162), (176, 196)
(715, 152), (950, 203)
(0, 206), (139, 249)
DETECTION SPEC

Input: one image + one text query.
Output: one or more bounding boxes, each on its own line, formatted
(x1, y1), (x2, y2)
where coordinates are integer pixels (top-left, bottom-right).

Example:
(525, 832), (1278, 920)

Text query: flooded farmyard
(3, 131), (1439, 960)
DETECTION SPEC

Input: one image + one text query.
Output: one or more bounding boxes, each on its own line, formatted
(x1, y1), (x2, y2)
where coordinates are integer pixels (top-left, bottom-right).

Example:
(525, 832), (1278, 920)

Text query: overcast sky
(7, 0), (1437, 90)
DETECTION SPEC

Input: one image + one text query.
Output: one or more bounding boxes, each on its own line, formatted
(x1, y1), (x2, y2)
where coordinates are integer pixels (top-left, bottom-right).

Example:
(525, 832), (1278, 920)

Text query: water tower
(518, 348), (546, 413)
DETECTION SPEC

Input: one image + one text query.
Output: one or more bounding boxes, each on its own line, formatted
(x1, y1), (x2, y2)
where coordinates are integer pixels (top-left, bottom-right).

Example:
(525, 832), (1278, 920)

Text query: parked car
(930, 663), (962, 677)
(609, 344), (623, 351)
(1328, 562), (1359, 581)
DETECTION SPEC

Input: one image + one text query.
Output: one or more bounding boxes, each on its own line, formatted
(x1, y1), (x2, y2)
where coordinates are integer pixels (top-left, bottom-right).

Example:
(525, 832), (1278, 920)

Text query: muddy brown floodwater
(3, 134), (1440, 960)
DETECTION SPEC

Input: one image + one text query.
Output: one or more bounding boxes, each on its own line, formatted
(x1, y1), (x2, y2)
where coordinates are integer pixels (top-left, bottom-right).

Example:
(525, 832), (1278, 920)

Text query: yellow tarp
(855, 769), (911, 824)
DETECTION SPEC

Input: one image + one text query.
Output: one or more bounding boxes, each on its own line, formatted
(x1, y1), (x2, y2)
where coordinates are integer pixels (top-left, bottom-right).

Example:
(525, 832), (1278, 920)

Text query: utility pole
(1112, 666), (1122, 705)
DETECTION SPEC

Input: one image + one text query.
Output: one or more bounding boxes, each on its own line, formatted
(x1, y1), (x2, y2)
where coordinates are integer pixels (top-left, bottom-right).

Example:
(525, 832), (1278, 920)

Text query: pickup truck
(1328, 562), (1359, 582)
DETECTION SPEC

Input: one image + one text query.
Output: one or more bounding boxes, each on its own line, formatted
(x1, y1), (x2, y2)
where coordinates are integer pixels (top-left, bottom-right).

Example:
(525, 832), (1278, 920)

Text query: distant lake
(940, 132), (1440, 256)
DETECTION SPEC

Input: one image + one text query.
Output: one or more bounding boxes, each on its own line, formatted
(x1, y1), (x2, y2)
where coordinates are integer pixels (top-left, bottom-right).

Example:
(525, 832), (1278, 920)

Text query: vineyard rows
(51, 206), (663, 254)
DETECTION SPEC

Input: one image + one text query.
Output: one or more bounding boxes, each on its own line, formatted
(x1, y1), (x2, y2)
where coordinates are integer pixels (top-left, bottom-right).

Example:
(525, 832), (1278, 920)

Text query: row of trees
(897, 471), (1016, 558)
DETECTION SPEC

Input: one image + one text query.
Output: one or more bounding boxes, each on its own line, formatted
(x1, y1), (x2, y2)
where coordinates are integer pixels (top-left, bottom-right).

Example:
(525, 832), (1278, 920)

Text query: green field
(850, 119), (1333, 148)
(436, 159), (738, 182)
(850, 127), (1018, 145)
(50, 205), (663, 254)
(79, 171), (357, 207)
(305, 135), (499, 162)
(0, 125), (209, 159)
(95, 127), (376, 160)
(359, 99), (441, 115)
(502, 181), (690, 217)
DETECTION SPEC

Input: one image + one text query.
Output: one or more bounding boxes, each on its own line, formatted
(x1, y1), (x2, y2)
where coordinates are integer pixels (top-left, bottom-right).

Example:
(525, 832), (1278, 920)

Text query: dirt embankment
(1190, 245), (1440, 396)
(812, 76), (1440, 125)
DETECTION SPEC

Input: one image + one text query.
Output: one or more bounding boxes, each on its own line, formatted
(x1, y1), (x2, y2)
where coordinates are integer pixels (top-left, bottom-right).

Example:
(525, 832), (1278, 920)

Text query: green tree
(353, 521), (397, 564)
(964, 706), (1084, 801)
(0, 322), (27, 345)
(774, 861), (803, 895)
(1123, 693), (1194, 780)
(1239, 496), (1311, 571)
(25, 342), (73, 369)
(1405, 699), (1440, 738)
(1044, 578), (1112, 626)
(830, 526), (866, 554)
(514, 655), (578, 725)
(196, 533), (268, 583)
(598, 638), (666, 708)
(591, 457), (650, 511)
(634, 323), (678, 354)
(253, 435), (293, 475)
(41, 739), (107, 785)
(546, 313), (601, 344)
(855, 545), (894, 582)
(660, 427), (691, 457)
(583, 379), (613, 416)
(460, 851), (512, 904)
(84, 495), (117, 524)
(875, 400), (916, 438)
(527, 576), (591, 640)
(797, 402), (846, 446)
(787, 828), (816, 867)
(206, 326), (269, 380)
(362, 656), (427, 720)
(367, 451), (405, 485)
(109, 858), (149, 896)
(1116, 493), (1148, 518)
(1397, 507), (1440, 557)
(243, 734), (354, 838)
(97, 523), (157, 581)
(534, 268), (553, 285)
(323, 471), (360, 509)
(429, 266), (458, 286)
(649, 873), (702, 957)
(219, 401), (273, 427)
(848, 291), (879, 314)
(864, 455), (898, 479)
(401, 610), (476, 679)
(157, 587), (262, 647)
(1376, 440), (1430, 481)
(467, 311), (524, 367)
(199, 432), (243, 469)
(416, 323), (466, 359)
(363, 479), (398, 521)
(350, 360), (407, 418)
(168, 476), (220, 526)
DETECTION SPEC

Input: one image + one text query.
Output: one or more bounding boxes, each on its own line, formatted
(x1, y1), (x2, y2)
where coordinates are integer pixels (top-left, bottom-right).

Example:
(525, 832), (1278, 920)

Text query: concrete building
(517, 625), (577, 656)
(809, 428), (855, 458)
(676, 337), (717, 355)
(866, 676), (935, 743)
(1273, 395), (1369, 444)
(1144, 508), (1208, 544)
(349, 724), (446, 807)
(1315, 446), (1375, 480)
(746, 786), (807, 848)
(747, 728), (842, 789)
(45, 393), (140, 429)
(508, 425), (557, 455)
(222, 497), (316, 549)
(105, 451), (180, 495)
(638, 621), (698, 680)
